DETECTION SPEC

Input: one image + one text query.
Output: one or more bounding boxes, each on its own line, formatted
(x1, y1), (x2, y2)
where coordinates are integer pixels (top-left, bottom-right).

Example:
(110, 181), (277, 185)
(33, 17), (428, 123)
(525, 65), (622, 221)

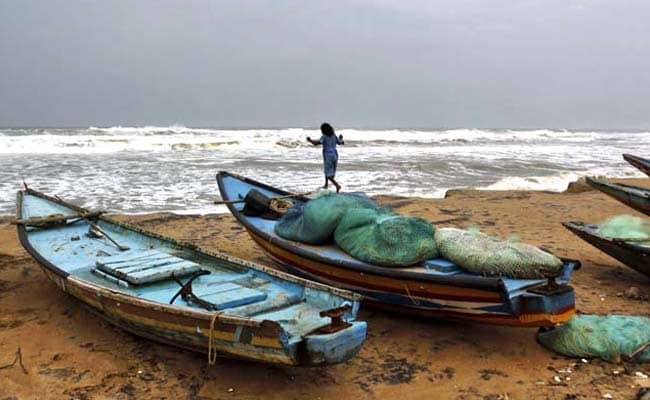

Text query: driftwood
(12, 211), (103, 226)
(0, 347), (28, 374)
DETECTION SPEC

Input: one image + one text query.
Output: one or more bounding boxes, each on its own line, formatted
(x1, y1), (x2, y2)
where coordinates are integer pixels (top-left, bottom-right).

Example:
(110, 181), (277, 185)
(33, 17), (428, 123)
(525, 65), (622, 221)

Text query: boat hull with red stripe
(217, 171), (581, 327)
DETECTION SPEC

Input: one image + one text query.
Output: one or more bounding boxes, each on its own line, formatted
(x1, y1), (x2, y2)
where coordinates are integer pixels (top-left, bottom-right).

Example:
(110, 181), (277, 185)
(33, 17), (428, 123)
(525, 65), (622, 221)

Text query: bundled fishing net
(537, 314), (650, 363)
(334, 208), (438, 266)
(596, 215), (650, 240)
(274, 193), (378, 244)
(434, 228), (563, 278)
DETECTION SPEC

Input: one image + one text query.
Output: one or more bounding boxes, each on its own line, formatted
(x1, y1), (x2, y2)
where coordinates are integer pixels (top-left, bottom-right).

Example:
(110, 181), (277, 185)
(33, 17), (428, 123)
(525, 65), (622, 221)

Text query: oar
(213, 190), (318, 205)
(84, 218), (130, 251)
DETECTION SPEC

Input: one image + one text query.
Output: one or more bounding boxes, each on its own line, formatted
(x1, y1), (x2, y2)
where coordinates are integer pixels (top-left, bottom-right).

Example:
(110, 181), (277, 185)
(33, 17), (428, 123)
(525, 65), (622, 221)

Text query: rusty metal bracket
(317, 304), (352, 334)
(529, 276), (572, 296)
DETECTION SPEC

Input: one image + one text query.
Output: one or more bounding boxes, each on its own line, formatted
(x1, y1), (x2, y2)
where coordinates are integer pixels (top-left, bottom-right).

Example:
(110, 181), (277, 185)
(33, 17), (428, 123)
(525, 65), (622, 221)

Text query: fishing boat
(217, 171), (582, 327)
(563, 221), (650, 278)
(586, 177), (650, 216)
(623, 153), (650, 178)
(16, 188), (366, 366)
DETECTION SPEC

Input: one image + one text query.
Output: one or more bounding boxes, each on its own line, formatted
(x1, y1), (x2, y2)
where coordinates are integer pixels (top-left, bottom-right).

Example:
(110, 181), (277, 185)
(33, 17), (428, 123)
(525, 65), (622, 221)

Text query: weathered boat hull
(586, 177), (650, 216)
(563, 221), (650, 278)
(17, 189), (366, 366)
(623, 153), (650, 178)
(217, 171), (581, 327)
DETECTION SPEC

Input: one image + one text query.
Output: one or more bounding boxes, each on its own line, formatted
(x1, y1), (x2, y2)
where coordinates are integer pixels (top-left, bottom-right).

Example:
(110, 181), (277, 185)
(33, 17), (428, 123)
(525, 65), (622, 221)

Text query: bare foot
(334, 183), (341, 193)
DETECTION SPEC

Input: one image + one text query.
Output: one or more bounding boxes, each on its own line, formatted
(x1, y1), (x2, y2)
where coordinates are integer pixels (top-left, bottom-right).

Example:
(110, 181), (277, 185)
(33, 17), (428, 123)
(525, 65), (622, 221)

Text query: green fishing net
(434, 228), (563, 278)
(274, 193), (378, 244)
(334, 208), (438, 267)
(537, 314), (650, 363)
(596, 215), (650, 240)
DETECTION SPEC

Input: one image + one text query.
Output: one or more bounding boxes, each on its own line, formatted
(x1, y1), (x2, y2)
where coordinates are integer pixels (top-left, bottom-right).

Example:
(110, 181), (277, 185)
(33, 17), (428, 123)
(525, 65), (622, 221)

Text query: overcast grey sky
(1, 0), (649, 128)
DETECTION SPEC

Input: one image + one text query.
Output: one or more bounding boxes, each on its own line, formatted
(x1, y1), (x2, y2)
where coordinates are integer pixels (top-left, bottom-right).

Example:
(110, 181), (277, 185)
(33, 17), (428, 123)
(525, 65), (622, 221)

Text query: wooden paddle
(84, 218), (130, 251)
(213, 190), (318, 205)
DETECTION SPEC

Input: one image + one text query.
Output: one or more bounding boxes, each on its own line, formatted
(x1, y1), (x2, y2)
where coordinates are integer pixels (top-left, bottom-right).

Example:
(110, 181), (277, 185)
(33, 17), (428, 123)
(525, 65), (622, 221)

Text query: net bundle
(274, 193), (379, 245)
(274, 193), (437, 266)
(334, 208), (438, 266)
(596, 215), (650, 240)
(434, 228), (563, 278)
(537, 314), (650, 363)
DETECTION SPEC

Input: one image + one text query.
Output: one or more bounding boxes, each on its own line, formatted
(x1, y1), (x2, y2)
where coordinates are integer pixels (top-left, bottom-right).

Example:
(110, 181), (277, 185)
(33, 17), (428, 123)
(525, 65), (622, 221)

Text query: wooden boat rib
(623, 153), (650, 178)
(563, 221), (650, 278)
(586, 177), (650, 216)
(16, 188), (367, 366)
(217, 171), (582, 327)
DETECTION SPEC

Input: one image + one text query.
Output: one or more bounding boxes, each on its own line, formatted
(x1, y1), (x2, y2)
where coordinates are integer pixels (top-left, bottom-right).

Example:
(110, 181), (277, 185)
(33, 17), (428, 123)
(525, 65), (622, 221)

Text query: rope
(403, 284), (420, 306)
(269, 198), (294, 213)
(208, 311), (223, 365)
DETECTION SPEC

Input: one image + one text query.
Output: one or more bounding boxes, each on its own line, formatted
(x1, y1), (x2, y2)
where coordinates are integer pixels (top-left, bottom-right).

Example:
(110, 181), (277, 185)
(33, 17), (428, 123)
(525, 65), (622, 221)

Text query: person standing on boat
(307, 122), (344, 192)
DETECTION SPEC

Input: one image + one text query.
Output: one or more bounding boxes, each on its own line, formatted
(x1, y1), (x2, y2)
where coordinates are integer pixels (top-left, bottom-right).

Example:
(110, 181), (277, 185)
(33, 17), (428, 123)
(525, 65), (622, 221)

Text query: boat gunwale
(586, 177), (650, 200)
(16, 189), (362, 329)
(623, 153), (650, 177)
(216, 171), (580, 292)
(563, 221), (650, 255)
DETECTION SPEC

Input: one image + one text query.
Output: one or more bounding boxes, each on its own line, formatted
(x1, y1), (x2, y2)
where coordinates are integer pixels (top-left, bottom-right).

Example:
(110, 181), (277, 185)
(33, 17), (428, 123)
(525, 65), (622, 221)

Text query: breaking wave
(1, 126), (648, 155)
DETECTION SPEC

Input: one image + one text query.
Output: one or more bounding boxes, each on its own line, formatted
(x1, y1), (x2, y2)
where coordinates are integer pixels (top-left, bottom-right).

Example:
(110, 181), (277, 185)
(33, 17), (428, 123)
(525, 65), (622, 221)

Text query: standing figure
(307, 122), (344, 192)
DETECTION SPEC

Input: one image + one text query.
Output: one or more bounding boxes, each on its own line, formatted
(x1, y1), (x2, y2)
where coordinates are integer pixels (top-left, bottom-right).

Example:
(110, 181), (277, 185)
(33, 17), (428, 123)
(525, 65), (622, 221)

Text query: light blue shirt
(319, 134), (342, 154)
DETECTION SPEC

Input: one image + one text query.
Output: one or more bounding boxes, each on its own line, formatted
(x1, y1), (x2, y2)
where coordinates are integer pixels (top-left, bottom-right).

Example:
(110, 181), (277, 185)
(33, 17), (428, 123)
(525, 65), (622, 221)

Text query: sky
(1, 0), (649, 129)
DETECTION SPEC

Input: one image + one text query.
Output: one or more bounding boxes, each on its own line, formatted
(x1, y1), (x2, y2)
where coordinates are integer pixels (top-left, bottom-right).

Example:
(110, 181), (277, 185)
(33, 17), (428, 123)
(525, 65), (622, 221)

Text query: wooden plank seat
(95, 250), (202, 285)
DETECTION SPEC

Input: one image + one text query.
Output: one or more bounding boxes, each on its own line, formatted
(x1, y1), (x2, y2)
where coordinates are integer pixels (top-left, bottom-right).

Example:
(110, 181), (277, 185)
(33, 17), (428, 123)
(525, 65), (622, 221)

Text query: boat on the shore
(217, 171), (582, 327)
(623, 153), (650, 177)
(586, 177), (650, 216)
(563, 221), (650, 278)
(16, 188), (366, 366)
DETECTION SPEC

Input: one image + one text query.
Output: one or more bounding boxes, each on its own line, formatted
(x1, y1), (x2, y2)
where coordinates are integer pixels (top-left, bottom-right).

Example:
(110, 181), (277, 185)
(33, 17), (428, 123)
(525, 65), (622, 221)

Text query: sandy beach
(1, 179), (649, 400)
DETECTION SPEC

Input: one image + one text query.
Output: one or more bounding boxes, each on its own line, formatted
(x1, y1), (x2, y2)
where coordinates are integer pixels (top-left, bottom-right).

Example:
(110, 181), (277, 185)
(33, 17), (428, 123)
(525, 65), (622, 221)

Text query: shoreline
(1, 176), (648, 220)
(1, 180), (648, 399)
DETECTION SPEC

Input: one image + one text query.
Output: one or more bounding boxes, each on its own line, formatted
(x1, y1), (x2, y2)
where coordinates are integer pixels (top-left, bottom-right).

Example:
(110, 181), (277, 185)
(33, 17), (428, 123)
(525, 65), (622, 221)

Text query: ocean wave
(477, 168), (646, 193)
(1, 127), (650, 155)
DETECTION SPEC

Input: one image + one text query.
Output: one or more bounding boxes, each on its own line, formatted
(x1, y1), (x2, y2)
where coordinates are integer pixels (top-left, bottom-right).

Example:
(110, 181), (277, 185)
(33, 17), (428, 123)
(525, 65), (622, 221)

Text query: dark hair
(320, 122), (335, 136)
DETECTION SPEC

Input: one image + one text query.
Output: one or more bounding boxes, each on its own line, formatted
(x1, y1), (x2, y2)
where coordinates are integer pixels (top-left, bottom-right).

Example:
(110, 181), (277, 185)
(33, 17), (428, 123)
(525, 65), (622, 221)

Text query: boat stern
(301, 321), (367, 366)
(502, 260), (580, 326)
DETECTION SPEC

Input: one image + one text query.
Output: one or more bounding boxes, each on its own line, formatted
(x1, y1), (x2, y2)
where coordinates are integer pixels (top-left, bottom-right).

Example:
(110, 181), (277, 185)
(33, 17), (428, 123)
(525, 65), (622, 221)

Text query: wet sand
(1, 179), (649, 400)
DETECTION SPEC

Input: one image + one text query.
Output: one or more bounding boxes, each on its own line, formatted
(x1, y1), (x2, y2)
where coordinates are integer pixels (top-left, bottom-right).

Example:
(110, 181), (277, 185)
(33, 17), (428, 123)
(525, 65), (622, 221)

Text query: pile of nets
(434, 228), (563, 278)
(596, 215), (650, 240)
(334, 208), (438, 266)
(274, 193), (378, 244)
(274, 193), (437, 266)
(537, 314), (650, 363)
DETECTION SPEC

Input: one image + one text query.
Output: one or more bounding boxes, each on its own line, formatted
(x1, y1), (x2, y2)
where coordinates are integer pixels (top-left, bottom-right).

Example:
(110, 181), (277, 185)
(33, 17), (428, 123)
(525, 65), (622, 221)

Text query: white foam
(478, 168), (647, 193)
(2, 127), (648, 155)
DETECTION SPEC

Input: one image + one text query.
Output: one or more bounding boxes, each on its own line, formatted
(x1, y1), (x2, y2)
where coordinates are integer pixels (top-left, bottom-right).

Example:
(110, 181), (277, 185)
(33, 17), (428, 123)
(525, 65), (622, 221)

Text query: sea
(1, 126), (649, 215)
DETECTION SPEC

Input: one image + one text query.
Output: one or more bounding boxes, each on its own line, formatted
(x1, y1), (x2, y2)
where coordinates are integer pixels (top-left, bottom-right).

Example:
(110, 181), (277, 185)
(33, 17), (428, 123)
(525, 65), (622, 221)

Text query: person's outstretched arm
(306, 136), (321, 146)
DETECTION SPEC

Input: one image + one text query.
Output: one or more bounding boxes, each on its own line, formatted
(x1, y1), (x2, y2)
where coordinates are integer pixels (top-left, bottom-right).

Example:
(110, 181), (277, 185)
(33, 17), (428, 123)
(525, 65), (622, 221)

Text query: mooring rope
(403, 284), (420, 306)
(208, 311), (224, 365)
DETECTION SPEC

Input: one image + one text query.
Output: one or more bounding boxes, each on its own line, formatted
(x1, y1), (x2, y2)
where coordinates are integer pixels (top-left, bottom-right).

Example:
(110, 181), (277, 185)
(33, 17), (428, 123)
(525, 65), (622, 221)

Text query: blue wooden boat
(217, 172), (582, 327)
(586, 177), (650, 216)
(563, 221), (650, 278)
(16, 188), (366, 366)
(624, 153), (650, 178)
